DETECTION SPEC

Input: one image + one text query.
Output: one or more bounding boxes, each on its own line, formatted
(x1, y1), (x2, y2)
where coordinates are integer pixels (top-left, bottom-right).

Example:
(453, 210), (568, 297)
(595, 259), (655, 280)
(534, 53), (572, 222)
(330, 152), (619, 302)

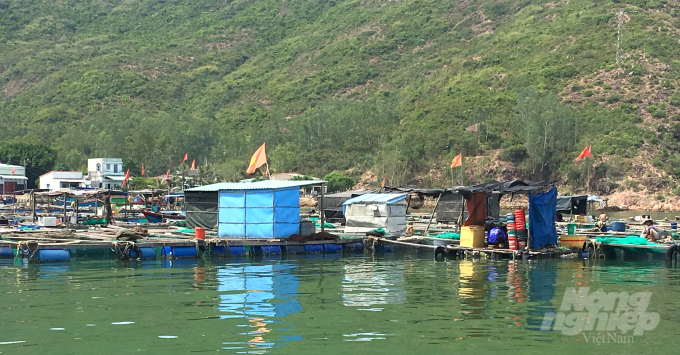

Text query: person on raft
(596, 212), (608, 232)
(487, 223), (507, 248)
(642, 219), (662, 242)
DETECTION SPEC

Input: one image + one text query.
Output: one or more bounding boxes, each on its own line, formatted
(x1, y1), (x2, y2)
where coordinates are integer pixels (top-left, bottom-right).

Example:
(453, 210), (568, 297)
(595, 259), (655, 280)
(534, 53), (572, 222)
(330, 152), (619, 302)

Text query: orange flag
(122, 169), (130, 187)
(10, 167), (15, 176)
(141, 164), (145, 176)
(450, 153), (462, 168)
(575, 145), (591, 162)
(182, 153), (188, 162)
(190, 159), (196, 170)
(246, 143), (267, 174)
(381, 177), (387, 187)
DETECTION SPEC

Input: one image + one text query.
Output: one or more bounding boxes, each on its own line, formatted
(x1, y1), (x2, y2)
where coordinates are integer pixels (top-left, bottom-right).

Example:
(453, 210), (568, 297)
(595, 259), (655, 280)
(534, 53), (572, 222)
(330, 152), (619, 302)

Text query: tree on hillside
(515, 88), (575, 179)
(0, 142), (56, 188)
(323, 172), (355, 193)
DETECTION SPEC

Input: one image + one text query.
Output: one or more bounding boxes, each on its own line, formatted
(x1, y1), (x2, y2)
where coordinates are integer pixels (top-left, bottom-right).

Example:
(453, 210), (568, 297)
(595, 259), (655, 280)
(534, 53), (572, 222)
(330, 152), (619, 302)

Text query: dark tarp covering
(322, 189), (376, 222)
(435, 193), (467, 223)
(555, 195), (587, 215)
(322, 189), (375, 209)
(385, 180), (549, 200)
(185, 191), (218, 229)
(529, 187), (559, 249)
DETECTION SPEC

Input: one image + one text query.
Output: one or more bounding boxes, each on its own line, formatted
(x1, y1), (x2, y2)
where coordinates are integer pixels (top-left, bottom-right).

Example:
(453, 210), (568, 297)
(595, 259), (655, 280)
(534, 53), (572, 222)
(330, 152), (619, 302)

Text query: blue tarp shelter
(187, 180), (324, 239)
(529, 187), (559, 249)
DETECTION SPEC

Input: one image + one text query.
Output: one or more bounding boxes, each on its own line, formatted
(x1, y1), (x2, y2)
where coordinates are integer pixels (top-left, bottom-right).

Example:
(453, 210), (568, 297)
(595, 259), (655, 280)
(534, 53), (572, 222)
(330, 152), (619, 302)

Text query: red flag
(10, 167), (15, 176)
(122, 169), (130, 187)
(182, 153), (188, 162)
(450, 153), (462, 168)
(190, 159), (196, 171)
(586, 145), (592, 158)
(246, 143), (267, 174)
(575, 145), (590, 162)
(141, 164), (145, 176)
(165, 169), (170, 180)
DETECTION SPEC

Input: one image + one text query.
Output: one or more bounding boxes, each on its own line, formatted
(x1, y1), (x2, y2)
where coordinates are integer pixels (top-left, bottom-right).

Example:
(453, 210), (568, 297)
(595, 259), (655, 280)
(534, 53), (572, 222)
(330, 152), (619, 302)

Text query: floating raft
(368, 236), (575, 259)
(0, 227), (367, 263)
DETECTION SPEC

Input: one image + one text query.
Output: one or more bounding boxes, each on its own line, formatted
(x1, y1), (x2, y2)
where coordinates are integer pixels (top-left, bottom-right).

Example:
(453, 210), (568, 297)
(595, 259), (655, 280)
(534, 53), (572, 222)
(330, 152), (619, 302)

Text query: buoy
(514, 209), (526, 231)
(508, 233), (518, 250)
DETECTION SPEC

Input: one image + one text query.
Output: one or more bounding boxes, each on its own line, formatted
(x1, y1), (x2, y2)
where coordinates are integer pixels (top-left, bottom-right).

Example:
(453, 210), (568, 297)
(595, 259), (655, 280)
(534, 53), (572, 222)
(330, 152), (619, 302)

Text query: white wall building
(39, 171), (87, 191)
(87, 158), (125, 190)
(0, 163), (27, 194)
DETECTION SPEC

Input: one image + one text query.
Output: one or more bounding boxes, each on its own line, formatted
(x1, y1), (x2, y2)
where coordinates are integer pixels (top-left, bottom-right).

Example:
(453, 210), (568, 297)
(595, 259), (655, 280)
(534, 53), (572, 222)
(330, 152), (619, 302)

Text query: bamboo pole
(320, 182), (326, 233)
(424, 194), (442, 235)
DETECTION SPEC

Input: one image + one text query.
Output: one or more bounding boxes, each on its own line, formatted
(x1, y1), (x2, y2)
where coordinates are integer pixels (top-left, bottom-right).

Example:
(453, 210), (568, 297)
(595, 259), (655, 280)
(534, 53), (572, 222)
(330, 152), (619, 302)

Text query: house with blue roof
(185, 180), (325, 239)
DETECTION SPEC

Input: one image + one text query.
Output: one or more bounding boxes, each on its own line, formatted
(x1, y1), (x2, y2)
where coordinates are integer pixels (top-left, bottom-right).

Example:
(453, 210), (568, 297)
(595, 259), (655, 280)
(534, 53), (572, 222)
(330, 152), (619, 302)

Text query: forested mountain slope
(2, 0), (680, 200)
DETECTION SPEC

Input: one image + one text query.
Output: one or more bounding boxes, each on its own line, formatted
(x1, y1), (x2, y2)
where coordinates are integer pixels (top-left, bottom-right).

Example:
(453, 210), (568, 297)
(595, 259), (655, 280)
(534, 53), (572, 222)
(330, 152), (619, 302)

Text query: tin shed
(342, 193), (408, 235)
(186, 180), (324, 239)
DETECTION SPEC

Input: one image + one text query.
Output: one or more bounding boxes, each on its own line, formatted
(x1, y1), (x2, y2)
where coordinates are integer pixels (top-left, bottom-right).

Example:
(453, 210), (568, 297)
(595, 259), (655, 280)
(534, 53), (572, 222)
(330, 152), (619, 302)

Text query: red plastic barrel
(195, 227), (206, 240)
(514, 209), (526, 230)
(508, 235), (518, 250)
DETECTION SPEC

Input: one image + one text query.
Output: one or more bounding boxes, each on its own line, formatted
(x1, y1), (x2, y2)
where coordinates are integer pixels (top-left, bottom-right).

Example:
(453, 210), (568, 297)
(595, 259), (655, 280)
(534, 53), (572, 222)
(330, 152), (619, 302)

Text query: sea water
(0, 255), (678, 354)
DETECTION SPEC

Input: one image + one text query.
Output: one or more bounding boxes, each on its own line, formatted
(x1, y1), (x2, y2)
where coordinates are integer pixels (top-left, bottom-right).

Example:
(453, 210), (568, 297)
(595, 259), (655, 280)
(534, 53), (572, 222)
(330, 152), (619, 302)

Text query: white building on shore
(39, 171), (87, 191)
(0, 163), (27, 194)
(87, 158), (125, 190)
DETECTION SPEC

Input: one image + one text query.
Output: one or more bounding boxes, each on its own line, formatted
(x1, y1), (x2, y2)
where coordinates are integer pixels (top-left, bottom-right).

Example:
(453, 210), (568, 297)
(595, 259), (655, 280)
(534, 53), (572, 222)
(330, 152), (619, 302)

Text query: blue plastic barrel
(35, 249), (70, 262)
(285, 245), (306, 254)
(0, 247), (14, 257)
(211, 246), (227, 255)
(129, 247), (156, 259)
(346, 242), (364, 251)
(323, 244), (343, 253)
(671, 222), (678, 230)
(253, 245), (282, 255)
(611, 221), (626, 232)
(228, 246), (247, 256)
(162, 246), (197, 258)
(304, 244), (323, 253)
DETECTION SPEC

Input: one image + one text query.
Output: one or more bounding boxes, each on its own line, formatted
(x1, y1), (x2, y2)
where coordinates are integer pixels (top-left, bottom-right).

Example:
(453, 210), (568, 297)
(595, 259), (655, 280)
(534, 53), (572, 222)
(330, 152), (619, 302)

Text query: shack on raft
(386, 180), (560, 250)
(185, 180), (326, 238)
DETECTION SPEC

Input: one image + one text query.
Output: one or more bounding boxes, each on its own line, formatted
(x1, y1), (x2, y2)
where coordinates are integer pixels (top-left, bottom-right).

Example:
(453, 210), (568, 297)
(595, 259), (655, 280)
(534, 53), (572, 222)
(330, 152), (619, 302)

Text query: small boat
(141, 209), (186, 223)
(54, 197), (99, 207)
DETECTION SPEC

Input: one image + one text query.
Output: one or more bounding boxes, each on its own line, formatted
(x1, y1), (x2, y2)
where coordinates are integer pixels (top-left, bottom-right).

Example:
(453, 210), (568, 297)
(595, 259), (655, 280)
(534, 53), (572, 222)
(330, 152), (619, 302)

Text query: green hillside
(1, 0), (679, 194)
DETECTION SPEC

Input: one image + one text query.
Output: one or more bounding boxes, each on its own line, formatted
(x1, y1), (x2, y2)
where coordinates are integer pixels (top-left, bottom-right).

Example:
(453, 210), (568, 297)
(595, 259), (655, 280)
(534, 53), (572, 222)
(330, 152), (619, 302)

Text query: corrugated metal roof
(187, 180), (325, 192)
(343, 193), (408, 205)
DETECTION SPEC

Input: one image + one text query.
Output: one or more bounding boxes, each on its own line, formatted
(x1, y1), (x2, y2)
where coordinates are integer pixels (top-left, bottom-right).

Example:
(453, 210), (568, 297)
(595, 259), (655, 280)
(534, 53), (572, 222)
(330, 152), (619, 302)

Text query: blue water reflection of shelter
(218, 264), (302, 318)
(186, 180), (324, 238)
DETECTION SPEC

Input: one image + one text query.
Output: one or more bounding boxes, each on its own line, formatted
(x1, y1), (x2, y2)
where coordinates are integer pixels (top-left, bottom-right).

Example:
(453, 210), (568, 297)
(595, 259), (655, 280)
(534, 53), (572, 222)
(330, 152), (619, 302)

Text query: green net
(174, 228), (195, 234)
(315, 222), (335, 228)
(369, 227), (387, 234)
(429, 232), (460, 240)
(172, 220), (186, 227)
(309, 216), (319, 221)
(595, 236), (659, 246)
(82, 218), (107, 225)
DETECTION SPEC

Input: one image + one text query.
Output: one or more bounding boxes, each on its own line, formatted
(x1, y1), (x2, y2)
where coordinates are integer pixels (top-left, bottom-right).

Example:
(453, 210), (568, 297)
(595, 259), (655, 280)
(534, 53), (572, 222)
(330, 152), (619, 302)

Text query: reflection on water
(0, 256), (679, 353)
(218, 264), (302, 353)
(341, 261), (405, 308)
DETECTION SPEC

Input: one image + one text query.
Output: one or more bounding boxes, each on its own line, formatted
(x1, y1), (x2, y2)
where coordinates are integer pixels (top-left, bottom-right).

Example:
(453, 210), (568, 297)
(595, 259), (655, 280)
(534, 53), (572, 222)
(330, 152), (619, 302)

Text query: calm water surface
(1, 254), (679, 354)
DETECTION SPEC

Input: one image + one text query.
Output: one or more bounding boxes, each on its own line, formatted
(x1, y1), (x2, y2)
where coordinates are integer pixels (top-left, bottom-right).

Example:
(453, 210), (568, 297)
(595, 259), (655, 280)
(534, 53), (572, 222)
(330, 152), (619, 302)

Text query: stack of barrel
(514, 209), (527, 247)
(507, 212), (517, 250)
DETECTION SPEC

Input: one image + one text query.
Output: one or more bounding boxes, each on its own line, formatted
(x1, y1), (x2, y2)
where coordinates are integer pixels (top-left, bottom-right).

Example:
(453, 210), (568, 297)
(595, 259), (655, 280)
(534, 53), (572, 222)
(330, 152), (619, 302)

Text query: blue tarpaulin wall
(529, 187), (558, 249)
(218, 187), (300, 239)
